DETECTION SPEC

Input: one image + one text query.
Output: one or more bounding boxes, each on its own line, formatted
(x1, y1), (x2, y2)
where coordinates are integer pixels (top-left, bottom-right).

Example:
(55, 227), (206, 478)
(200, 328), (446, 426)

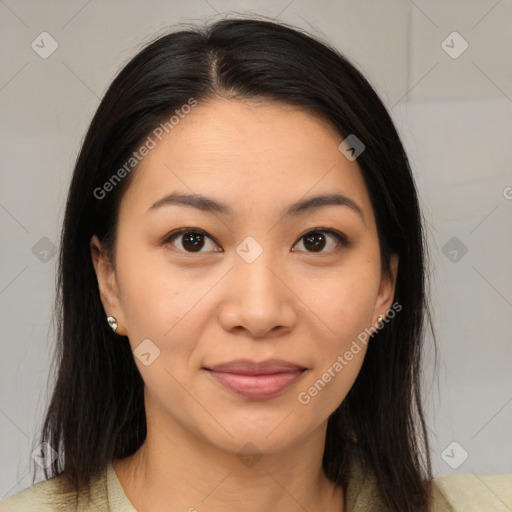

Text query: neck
(114, 412), (344, 512)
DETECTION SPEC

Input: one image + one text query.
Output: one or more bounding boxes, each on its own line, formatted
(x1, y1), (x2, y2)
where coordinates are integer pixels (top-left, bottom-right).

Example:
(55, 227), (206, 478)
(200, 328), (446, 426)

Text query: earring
(377, 315), (385, 329)
(107, 316), (118, 333)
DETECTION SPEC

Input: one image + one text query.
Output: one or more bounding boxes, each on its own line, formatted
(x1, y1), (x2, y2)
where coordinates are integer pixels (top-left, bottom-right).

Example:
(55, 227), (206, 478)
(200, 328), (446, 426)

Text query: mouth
(203, 359), (307, 400)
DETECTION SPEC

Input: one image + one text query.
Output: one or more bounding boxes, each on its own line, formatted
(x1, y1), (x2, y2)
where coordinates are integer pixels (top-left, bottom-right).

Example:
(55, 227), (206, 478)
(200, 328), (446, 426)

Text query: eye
(292, 229), (348, 253)
(164, 227), (348, 255)
(164, 229), (222, 253)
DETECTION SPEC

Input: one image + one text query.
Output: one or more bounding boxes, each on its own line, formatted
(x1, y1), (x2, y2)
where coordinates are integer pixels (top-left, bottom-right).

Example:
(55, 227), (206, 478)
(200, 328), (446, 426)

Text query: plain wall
(1, 0), (511, 500)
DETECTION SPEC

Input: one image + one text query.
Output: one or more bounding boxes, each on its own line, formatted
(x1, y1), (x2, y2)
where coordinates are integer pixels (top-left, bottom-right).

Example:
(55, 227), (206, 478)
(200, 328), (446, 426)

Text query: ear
(373, 253), (399, 324)
(90, 235), (127, 336)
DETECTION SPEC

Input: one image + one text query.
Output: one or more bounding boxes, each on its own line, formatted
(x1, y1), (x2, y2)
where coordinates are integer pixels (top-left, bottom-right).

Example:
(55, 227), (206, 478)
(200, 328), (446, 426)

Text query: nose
(218, 249), (297, 339)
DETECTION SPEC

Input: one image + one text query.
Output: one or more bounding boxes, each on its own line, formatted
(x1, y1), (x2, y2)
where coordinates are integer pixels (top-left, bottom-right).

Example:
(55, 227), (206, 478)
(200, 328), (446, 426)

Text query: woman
(0, 16), (467, 512)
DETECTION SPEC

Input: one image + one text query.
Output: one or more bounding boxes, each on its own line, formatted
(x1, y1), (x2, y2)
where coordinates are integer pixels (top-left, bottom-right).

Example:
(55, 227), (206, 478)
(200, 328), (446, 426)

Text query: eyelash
(163, 227), (350, 255)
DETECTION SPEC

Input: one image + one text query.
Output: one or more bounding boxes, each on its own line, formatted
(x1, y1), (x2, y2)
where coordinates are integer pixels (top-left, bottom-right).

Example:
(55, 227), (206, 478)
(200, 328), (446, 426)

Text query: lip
(204, 359), (307, 400)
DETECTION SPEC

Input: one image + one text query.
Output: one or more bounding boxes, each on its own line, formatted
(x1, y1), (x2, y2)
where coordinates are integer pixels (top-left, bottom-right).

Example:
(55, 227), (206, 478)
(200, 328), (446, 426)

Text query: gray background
(1, 0), (511, 500)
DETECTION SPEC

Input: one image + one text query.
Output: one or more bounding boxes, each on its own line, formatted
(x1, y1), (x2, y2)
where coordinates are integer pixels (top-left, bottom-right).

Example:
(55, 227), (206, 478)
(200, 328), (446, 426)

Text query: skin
(91, 97), (398, 512)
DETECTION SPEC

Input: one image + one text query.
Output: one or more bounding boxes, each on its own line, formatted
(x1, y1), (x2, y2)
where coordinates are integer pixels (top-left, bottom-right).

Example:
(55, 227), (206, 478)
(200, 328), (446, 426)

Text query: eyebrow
(148, 192), (364, 221)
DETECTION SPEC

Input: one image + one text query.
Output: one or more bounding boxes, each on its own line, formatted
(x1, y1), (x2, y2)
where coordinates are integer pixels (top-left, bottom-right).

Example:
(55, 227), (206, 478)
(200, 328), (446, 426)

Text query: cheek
(114, 242), (201, 349)
(295, 253), (379, 405)
(298, 349), (366, 414)
(305, 262), (380, 342)
(296, 273), (374, 414)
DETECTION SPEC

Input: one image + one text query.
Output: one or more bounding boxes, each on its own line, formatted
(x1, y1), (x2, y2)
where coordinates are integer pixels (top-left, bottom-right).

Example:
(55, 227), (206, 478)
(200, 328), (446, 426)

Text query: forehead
(120, 98), (373, 219)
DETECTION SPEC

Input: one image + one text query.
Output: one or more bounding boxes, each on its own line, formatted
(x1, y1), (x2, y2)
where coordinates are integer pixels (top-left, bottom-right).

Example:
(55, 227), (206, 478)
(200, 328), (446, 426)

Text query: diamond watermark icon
(32, 442), (58, 469)
(441, 32), (468, 59)
(236, 236), (263, 264)
(32, 237), (58, 263)
(441, 441), (469, 469)
(338, 134), (365, 161)
(237, 442), (262, 468)
(134, 338), (161, 366)
(31, 32), (58, 59)
(442, 236), (468, 263)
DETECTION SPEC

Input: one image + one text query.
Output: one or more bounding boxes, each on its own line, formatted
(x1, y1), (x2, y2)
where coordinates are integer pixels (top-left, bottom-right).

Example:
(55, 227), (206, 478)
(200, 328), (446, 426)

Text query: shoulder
(0, 470), (110, 512)
(430, 472), (512, 511)
(345, 446), (512, 512)
(0, 474), (73, 512)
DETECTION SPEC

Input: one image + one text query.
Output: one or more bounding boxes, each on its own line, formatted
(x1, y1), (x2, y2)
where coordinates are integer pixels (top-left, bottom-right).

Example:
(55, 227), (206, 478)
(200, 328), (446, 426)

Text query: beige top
(1, 460), (511, 511)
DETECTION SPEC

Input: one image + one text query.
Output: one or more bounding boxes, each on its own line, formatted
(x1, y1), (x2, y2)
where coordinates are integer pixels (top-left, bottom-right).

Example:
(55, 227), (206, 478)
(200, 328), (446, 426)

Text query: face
(91, 98), (397, 457)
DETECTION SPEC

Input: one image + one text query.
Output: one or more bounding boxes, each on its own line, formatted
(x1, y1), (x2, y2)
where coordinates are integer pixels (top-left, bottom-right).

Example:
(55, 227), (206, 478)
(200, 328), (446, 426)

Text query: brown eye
(165, 229), (221, 253)
(304, 232), (327, 252)
(293, 229), (348, 253)
(181, 232), (206, 252)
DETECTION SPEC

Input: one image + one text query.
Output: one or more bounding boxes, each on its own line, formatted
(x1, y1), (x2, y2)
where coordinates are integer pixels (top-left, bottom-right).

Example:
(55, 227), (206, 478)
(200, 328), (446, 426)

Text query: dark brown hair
(36, 16), (434, 511)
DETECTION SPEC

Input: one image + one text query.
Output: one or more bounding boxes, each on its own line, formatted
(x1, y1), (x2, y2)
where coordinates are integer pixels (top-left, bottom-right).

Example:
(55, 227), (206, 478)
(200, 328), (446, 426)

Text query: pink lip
(204, 359), (306, 400)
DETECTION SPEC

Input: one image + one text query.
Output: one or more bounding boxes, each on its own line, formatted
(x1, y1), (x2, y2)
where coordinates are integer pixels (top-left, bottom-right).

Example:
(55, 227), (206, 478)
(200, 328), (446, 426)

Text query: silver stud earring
(107, 316), (118, 333)
(377, 315), (385, 329)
